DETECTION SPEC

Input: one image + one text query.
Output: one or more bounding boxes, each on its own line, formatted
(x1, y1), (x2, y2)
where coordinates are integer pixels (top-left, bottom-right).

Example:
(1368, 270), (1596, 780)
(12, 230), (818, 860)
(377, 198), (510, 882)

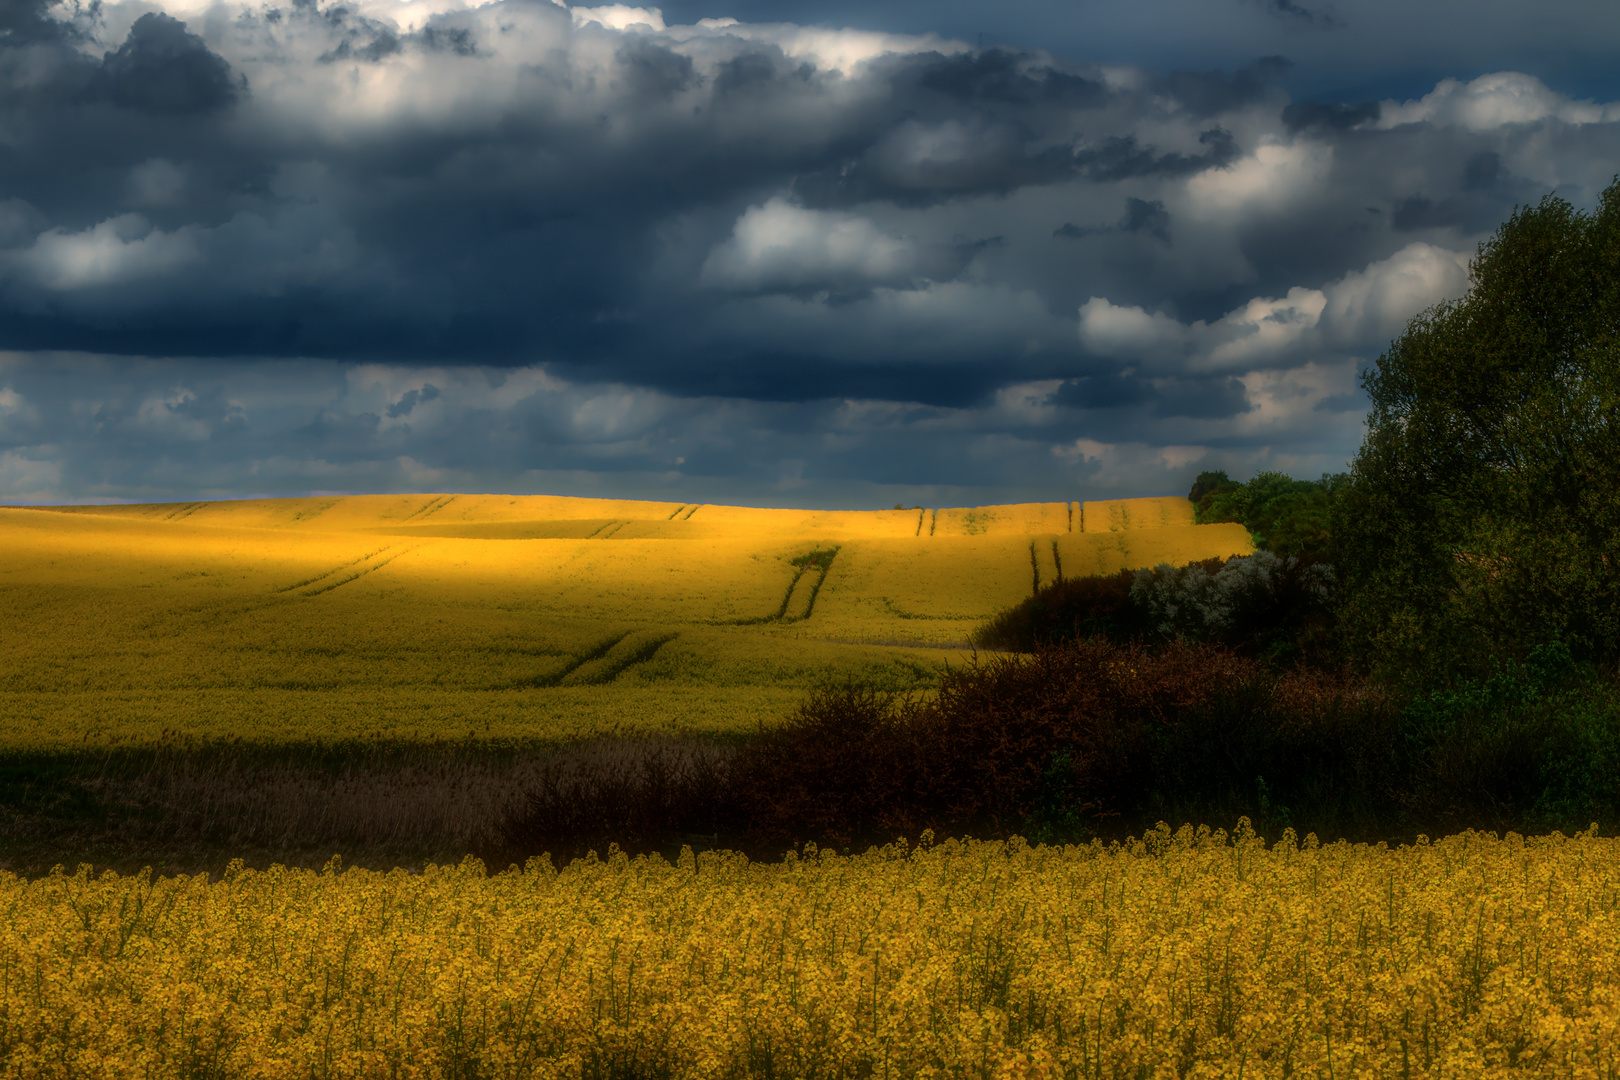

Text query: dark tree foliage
(972, 553), (1338, 665)
(1336, 180), (1620, 685)
(1189, 469), (1344, 560)
(969, 569), (1147, 651)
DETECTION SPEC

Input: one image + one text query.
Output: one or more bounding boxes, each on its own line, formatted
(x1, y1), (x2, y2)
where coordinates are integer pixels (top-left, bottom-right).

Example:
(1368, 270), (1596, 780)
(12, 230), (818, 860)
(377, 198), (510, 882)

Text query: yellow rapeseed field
(0, 494), (1250, 749)
(4, 825), (1616, 1078)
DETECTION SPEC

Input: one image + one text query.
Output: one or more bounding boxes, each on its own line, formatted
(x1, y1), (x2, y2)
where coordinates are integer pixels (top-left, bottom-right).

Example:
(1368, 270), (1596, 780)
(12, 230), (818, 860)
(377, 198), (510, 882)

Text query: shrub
(974, 553), (1338, 664)
(969, 569), (1143, 651)
(496, 640), (1620, 861)
(732, 641), (1389, 850)
(1130, 551), (1338, 663)
(1397, 643), (1620, 833)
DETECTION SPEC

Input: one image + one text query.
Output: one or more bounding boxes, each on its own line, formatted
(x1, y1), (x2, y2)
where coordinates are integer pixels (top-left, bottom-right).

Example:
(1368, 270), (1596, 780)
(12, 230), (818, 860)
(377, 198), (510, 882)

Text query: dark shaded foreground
(6, 639), (1618, 876)
(0, 740), (737, 877)
(501, 639), (1620, 863)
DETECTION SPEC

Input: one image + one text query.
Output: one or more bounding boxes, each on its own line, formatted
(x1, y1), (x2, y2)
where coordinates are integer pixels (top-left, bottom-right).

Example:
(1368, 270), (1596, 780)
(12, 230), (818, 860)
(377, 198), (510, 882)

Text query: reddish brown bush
(730, 641), (1382, 850)
(497, 640), (1401, 861)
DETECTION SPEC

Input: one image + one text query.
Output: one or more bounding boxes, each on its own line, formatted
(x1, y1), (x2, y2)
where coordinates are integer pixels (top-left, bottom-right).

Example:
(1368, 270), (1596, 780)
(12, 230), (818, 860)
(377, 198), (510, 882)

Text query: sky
(0, 0), (1617, 507)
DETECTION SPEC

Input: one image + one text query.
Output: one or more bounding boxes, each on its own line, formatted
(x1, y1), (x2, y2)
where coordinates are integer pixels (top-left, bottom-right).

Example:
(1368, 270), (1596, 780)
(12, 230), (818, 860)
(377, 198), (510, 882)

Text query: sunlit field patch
(0, 494), (1249, 750)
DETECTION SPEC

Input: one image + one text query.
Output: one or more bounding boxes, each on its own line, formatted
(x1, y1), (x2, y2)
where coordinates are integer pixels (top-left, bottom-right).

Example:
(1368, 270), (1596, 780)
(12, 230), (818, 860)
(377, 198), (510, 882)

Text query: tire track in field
(717, 545), (841, 625)
(559, 629), (680, 686)
(515, 630), (632, 687)
(1028, 540), (1062, 594)
(779, 547), (840, 622)
(274, 547), (395, 593)
(400, 496), (452, 522)
(301, 547), (419, 597)
(419, 495), (456, 520)
(164, 502), (207, 521)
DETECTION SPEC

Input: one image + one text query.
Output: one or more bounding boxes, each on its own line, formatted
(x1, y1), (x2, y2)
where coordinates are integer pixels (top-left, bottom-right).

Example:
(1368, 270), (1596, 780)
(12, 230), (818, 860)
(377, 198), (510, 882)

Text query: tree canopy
(1188, 469), (1342, 561)
(1335, 179), (1620, 684)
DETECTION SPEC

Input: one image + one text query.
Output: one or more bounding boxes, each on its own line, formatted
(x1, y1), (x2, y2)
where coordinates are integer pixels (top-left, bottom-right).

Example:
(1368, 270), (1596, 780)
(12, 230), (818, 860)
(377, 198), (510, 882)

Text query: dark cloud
(1390, 195), (1469, 232)
(615, 38), (697, 99)
(713, 48), (807, 97)
(1054, 374), (1152, 410)
(1122, 198), (1171, 241)
(790, 50), (1115, 207)
(1073, 128), (1238, 182)
(1254, 0), (1337, 26)
(1054, 198), (1170, 242)
(307, 3), (417, 63)
(1281, 99), (1380, 131)
(640, 0), (1620, 107)
(1463, 151), (1502, 189)
(0, 0), (1615, 504)
(387, 384), (441, 418)
(0, 0), (74, 45)
(1162, 56), (1291, 118)
(91, 13), (243, 114)
(1151, 377), (1251, 419)
(794, 124), (1079, 207)
(417, 24), (478, 56)
(907, 47), (1109, 108)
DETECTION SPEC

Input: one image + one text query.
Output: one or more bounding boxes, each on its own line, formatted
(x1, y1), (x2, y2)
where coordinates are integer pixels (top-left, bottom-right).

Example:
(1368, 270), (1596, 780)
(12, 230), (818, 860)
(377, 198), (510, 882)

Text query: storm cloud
(0, 0), (1618, 504)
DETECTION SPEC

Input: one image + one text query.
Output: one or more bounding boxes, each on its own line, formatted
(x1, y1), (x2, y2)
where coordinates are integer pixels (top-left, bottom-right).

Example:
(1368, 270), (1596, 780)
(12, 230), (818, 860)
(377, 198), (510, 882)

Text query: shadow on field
(0, 740), (738, 877)
(500, 638), (1620, 863)
(7, 639), (1619, 877)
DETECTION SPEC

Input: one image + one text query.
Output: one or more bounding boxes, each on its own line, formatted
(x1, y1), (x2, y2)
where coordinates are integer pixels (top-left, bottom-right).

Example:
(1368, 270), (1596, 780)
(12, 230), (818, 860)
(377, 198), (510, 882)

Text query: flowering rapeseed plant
(2, 823), (1616, 1077)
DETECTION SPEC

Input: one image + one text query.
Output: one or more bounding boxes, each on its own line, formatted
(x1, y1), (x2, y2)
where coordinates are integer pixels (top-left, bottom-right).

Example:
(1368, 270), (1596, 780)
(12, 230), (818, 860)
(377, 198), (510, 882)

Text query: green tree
(1336, 180), (1620, 685)
(1188, 469), (1342, 560)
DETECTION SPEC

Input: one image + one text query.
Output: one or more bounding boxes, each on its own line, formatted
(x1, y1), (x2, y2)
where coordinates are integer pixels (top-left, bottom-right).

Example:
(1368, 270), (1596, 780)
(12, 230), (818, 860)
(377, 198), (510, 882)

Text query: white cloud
(1079, 242), (1470, 372)
(1185, 142), (1333, 216)
(1317, 242), (1471, 347)
(11, 215), (202, 291)
(666, 21), (967, 76)
(1056, 437), (1112, 464)
(991, 380), (1065, 425)
(1378, 72), (1620, 132)
(571, 5), (667, 32)
(1, 206), (364, 301)
(701, 199), (926, 293)
(1234, 361), (1358, 434)
(1075, 298), (1190, 359)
